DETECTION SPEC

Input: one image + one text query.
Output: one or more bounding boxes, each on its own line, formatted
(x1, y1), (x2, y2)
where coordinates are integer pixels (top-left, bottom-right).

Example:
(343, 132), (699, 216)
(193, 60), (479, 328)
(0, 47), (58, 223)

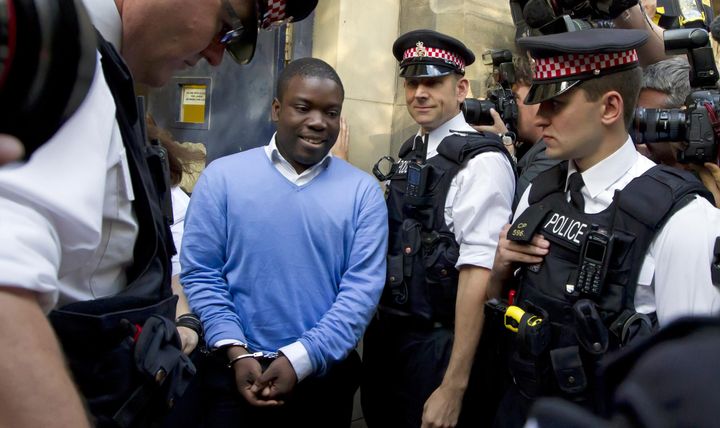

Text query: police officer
(0, 1), (318, 426)
(361, 29), (516, 428)
(487, 28), (720, 427)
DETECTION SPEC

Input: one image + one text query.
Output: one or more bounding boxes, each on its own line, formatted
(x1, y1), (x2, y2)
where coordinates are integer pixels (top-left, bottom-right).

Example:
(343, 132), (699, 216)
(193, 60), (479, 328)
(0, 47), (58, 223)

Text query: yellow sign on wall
(179, 84), (207, 124)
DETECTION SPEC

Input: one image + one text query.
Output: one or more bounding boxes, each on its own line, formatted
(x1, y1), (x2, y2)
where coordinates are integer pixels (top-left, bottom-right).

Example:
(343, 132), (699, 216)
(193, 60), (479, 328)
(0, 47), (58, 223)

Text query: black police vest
(530, 316), (720, 427)
(506, 161), (713, 400)
(382, 132), (514, 326)
(48, 32), (182, 428)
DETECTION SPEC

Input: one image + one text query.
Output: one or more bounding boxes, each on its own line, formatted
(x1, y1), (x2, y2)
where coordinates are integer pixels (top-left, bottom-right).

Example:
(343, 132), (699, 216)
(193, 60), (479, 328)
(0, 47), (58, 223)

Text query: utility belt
(485, 298), (656, 401)
(50, 295), (195, 428)
(374, 306), (450, 330)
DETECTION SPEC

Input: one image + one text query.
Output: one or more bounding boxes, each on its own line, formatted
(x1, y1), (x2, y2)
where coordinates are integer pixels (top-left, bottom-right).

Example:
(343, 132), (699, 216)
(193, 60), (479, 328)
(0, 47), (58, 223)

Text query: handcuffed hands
(250, 355), (298, 403)
(229, 349), (297, 407)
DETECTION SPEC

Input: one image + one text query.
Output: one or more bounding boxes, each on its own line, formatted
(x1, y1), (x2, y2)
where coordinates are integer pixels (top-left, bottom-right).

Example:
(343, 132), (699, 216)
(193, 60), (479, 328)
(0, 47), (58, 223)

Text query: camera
(510, 0), (626, 37)
(0, 0), (96, 160)
(632, 28), (720, 164)
(462, 49), (519, 133)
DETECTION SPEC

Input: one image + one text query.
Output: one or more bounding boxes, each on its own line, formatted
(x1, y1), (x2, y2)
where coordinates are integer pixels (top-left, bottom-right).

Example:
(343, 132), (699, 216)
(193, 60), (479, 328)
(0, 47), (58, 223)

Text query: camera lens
(0, 0), (96, 159)
(632, 108), (687, 144)
(462, 98), (496, 126)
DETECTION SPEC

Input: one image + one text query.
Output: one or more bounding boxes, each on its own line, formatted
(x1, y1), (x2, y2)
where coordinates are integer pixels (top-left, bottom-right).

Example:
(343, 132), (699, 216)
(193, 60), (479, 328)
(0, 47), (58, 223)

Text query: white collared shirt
(84, 0), (123, 49)
(263, 134), (332, 186)
(170, 186), (190, 276)
(421, 113), (515, 269)
(515, 136), (720, 325)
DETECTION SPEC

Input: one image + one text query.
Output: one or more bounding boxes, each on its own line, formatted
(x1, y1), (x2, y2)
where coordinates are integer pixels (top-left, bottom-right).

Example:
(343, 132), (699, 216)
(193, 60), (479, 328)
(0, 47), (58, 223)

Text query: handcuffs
(227, 351), (280, 368)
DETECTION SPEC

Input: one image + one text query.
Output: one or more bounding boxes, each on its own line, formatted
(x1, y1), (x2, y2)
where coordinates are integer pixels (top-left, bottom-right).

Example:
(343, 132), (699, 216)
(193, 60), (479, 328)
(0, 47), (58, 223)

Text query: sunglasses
(219, 0), (293, 64)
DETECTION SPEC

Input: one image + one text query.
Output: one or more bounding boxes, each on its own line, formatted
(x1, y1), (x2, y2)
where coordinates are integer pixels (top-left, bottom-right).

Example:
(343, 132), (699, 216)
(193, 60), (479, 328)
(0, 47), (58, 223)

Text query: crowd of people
(1, 0), (720, 427)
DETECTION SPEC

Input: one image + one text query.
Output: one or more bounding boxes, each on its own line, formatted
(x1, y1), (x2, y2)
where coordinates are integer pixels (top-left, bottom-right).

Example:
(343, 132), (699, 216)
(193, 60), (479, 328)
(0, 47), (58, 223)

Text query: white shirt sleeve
(513, 186), (532, 221)
(170, 186), (190, 277)
(649, 196), (720, 326)
(0, 52), (116, 311)
(279, 341), (313, 382)
(446, 152), (515, 269)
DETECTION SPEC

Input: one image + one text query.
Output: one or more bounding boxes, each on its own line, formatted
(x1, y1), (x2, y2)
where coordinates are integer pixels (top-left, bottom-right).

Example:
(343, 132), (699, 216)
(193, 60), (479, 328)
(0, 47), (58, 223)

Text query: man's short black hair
(276, 57), (345, 101)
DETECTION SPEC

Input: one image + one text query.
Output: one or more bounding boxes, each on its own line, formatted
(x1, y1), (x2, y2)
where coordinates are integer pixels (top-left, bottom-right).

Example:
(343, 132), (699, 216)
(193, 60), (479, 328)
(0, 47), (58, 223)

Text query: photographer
(636, 57), (692, 168)
(513, 0), (672, 65)
(0, 0), (318, 426)
(473, 52), (560, 208)
(636, 56), (720, 206)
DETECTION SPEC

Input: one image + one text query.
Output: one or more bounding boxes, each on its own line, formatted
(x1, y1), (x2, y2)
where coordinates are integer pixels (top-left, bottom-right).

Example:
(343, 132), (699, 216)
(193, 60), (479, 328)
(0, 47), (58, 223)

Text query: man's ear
(600, 91), (624, 127)
(456, 77), (470, 101)
(271, 98), (281, 122)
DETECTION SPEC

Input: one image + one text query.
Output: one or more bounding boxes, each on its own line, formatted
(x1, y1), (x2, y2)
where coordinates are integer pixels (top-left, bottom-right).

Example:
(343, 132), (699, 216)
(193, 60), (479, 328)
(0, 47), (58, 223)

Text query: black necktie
(414, 135), (427, 162)
(567, 173), (585, 212)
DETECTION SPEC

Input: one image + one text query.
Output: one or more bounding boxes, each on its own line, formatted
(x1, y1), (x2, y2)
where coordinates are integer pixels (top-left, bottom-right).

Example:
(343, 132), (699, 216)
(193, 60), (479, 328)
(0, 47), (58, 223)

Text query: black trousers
(493, 381), (594, 427)
(493, 384), (534, 428)
(164, 350), (360, 428)
(361, 316), (505, 428)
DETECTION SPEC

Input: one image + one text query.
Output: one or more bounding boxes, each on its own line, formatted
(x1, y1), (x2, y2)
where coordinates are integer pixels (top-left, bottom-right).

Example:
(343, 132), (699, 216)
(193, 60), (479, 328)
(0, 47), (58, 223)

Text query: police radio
(405, 134), (430, 199)
(406, 162), (429, 198)
(576, 227), (613, 297)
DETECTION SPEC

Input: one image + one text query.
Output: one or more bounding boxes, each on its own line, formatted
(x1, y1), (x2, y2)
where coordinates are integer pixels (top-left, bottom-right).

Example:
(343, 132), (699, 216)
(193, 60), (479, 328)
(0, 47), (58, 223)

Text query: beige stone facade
(312, 0), (515, 172)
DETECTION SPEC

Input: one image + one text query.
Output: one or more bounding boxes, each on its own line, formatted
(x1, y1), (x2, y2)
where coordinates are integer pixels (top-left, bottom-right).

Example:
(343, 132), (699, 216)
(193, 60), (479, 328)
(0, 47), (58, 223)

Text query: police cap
(259, 0), (318, 28)
(223, 0), (318, 65)
(517, 29), (648, 105)
(392, 29), (475, 78)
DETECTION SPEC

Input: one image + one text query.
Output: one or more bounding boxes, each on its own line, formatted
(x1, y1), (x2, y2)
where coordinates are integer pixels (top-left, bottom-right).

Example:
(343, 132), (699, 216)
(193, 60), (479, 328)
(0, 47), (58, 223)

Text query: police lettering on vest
(543, 212), (588, 246)
(503, 161), (712, 403)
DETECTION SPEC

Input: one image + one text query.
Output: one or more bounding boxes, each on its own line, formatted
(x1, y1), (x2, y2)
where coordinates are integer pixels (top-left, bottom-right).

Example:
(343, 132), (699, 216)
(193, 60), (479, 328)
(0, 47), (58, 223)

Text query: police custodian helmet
(517, 28), (648, 104)
(392, 29), (475, 78)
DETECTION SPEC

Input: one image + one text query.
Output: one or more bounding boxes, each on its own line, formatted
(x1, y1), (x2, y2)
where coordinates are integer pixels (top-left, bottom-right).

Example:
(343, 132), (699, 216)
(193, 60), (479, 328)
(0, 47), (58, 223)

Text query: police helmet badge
(415, 41), (427, 57)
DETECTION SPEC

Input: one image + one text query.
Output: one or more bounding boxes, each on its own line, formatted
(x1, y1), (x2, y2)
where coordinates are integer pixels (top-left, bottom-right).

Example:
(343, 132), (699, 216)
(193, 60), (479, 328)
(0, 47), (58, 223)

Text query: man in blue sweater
(180, 58), (388, 426)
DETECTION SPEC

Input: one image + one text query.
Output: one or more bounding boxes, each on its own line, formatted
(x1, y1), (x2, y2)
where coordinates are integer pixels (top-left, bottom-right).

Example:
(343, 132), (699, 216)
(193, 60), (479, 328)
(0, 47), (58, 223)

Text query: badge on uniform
(507, 204), (553, 244)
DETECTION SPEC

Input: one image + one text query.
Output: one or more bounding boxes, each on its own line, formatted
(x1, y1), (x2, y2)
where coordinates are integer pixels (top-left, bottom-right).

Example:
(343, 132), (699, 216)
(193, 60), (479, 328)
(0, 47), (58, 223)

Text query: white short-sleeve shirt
(419, 113), (515, 270)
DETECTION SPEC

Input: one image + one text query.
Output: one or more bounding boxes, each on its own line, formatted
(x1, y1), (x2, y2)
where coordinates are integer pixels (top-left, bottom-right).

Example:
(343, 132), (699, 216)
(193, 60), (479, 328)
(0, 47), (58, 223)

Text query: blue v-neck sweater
(181, 147), (388, 375)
